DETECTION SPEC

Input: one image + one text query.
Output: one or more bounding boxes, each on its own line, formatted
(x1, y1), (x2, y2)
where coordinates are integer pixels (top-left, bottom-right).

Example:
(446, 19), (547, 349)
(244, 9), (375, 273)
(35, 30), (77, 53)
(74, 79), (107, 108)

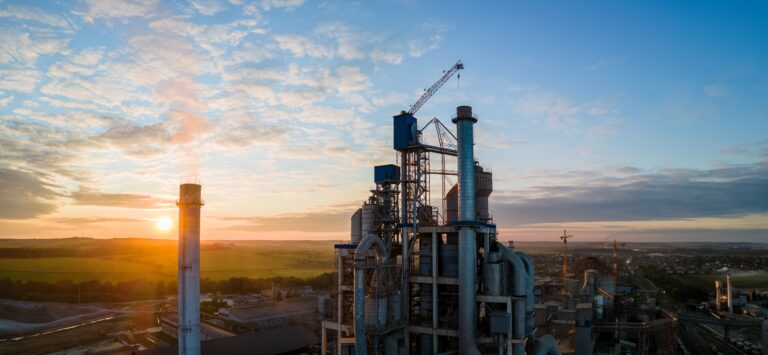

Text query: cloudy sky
(0, 0), (766, 242)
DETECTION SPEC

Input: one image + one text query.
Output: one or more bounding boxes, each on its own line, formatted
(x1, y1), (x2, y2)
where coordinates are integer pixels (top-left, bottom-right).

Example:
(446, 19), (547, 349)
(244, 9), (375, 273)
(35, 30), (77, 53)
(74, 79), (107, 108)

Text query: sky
(0, 0), (766, 242)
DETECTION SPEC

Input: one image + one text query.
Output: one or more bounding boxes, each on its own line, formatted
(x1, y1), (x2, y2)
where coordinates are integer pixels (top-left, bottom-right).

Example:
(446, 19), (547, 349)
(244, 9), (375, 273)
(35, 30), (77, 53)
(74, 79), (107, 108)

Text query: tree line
(0, 273), (335, 303)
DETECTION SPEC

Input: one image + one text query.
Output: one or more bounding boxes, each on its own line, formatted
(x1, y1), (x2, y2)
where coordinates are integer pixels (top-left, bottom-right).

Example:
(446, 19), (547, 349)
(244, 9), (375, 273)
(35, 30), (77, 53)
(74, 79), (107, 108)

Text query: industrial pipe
(354, 234), (387, 355)
(453, 106), (482, 355)
(517, 252), (536, 339)
(532, 334), (561, 355)
(496, 242), (527, 355)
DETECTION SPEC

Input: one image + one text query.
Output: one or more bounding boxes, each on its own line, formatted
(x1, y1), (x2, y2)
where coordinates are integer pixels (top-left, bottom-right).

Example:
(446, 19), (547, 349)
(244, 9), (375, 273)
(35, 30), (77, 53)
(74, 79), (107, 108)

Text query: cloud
(216, 201), (359, 232)
(79, 0), (158, 23)
(51, 217), (146, 225)
(0, 5), (73, 29)
(0, 29), (69, 65)
(274, 35), (333, 58)
(370, 48), (402, 64)
(87, 110), (212, 158)
(492, 163), (768, 226)
(407, 34), (444, 58)
(71, 188), (173, 208)
(0, 68), (41, 93)
(0, 94), (13, 107)
(705, 84), (728, 97)
(261, 0), (305, 11)
(0, 168), (61, 219)
(189, 0), (229, 15)
(512, 91), (618, 132)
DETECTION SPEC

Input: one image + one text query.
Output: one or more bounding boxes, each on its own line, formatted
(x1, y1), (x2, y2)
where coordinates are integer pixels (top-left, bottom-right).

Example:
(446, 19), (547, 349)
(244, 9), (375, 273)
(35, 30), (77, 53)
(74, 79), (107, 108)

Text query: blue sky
(0, 0), (766, 241)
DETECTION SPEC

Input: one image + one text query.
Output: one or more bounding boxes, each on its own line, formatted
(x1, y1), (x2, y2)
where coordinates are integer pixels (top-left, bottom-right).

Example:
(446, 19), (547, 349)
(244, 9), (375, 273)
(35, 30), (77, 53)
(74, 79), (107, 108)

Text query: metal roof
(137, 324), (319, 355)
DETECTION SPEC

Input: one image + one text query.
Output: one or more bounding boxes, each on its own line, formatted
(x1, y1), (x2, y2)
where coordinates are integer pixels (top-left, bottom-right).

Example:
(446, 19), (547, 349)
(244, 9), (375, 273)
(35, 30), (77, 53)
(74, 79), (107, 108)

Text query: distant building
(138, 324), (319, 355)
(219, 295), (320, 329)
(160, 314), (236, 341)
(746, 303), (767, 317)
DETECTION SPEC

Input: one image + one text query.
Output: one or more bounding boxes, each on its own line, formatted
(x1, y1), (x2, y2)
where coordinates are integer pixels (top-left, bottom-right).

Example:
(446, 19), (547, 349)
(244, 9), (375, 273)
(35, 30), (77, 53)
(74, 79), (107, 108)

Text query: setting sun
(155, 217), (172, 232)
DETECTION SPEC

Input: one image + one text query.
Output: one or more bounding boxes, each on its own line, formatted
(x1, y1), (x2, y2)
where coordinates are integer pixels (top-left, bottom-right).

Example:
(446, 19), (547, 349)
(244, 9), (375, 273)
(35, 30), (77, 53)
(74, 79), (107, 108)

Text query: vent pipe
(178, 183), (202, 355)
(453, 106), (481, 355)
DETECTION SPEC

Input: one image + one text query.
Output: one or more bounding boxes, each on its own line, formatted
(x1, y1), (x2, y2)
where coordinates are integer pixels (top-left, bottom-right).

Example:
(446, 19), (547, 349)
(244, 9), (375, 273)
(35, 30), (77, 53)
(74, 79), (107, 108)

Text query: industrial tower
(320, 62), (561, 355)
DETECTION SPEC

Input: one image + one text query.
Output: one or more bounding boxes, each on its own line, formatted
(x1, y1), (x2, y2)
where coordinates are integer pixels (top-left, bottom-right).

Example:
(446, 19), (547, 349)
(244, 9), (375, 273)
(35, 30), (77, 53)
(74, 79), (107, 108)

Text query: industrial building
(219, 295), (323, 329)
(320, 61), (560, 354)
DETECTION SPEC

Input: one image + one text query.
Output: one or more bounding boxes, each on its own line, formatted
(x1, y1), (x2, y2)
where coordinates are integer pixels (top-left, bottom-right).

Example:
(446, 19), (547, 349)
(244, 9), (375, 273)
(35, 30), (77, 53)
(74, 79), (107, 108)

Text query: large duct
(532, 334), (562, 355)
(497, 242), (527, 355)
(453, 105), (481, 355)
(518, 251), (536, 339)
(178, 183), (202, 355)
(354, 234), (387, 355)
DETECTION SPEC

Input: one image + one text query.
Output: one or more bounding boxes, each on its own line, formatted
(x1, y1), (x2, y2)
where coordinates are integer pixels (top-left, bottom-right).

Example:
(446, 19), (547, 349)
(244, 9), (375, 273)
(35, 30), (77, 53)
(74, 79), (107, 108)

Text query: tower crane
(407, 60), (464, 115)
(560, 229), (573, 292)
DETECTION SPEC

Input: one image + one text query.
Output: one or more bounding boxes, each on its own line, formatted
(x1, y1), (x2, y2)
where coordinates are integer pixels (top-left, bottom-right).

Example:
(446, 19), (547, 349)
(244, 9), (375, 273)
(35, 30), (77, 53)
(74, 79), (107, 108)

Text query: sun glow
(155, 217), (172, 232)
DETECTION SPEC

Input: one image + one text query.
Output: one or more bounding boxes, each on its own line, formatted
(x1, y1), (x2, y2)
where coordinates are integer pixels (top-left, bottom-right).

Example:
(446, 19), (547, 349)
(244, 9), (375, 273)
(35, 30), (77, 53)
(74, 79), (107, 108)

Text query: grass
(674, 273), (768, 290)
(0, 238), (337, 283)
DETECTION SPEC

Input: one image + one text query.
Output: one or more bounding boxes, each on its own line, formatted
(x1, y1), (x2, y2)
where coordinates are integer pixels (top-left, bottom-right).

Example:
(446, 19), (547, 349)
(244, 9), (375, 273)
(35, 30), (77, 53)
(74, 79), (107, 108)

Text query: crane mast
(407, 60), (464, 115)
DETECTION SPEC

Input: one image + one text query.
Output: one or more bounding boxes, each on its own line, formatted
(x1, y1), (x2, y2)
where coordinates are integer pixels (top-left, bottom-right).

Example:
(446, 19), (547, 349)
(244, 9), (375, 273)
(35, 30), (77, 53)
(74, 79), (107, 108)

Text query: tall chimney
(726, 274), (733, 314)
(178, 183), (202, 355)
(714, 281), (722, 313)
(453, 106), (481, 355)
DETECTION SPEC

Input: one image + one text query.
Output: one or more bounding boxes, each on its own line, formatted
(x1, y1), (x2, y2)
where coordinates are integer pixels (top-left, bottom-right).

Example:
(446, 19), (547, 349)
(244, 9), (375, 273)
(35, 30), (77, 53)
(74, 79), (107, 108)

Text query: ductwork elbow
(532, 334), (561, 355)
(517, 251), (536, 338)
(496, 242), (527, 355)
(353, 234), (387, 355)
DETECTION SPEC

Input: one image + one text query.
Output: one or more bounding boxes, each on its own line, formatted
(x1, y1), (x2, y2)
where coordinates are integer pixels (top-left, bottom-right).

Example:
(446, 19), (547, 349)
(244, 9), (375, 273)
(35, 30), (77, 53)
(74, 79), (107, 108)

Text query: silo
(351, 208), (362, 244)
(361, 204), (377, 237)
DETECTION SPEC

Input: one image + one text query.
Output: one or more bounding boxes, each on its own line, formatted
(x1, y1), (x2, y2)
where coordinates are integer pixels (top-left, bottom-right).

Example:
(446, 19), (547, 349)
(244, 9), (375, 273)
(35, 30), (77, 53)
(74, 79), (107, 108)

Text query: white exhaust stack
(178, 183), (202, 355)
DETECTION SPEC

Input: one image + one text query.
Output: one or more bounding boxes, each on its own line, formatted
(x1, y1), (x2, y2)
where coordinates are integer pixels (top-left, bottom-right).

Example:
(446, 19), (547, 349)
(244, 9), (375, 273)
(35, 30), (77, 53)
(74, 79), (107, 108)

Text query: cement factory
(318, 61), (559, 355)
(163, 62), (768, 355)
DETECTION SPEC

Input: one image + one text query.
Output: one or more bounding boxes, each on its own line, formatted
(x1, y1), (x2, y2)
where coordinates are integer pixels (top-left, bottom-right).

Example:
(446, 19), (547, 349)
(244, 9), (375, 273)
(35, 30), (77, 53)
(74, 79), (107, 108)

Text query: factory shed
(136, 325), (319, 355)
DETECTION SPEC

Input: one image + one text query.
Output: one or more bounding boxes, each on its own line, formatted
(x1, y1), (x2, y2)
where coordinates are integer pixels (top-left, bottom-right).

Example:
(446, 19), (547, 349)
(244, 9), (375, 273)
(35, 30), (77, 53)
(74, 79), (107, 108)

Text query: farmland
(0, 238), (337, 283)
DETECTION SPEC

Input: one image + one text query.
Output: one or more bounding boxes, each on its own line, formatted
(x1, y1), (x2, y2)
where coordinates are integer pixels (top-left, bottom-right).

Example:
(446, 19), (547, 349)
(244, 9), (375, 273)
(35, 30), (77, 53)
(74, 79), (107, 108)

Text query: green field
(674, 272), (768, 290)
(0, 238), (337, 283)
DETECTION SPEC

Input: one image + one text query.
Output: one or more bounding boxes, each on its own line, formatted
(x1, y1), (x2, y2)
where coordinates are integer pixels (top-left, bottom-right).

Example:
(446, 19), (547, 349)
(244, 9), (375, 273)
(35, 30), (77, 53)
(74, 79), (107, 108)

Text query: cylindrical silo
(445, 185), (458, 223)
(351, 208), (362, 243)
(178, 183), (202, 355)
(361, 204), (377, 237)
(474, 166), (493, 223)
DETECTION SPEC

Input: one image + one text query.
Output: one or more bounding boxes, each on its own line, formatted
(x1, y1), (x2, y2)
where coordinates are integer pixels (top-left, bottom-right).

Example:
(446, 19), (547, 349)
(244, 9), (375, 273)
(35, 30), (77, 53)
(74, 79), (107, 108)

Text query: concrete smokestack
(726, 274), (733, 313)
(453, 106), (481, 355)
(178, 183), (202, 355)
(715, 281), (722, 313)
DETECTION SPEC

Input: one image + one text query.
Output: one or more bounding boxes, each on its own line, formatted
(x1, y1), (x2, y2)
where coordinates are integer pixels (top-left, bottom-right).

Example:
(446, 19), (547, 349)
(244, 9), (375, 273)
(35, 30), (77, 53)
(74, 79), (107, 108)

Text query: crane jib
(407, 60), (464, 116)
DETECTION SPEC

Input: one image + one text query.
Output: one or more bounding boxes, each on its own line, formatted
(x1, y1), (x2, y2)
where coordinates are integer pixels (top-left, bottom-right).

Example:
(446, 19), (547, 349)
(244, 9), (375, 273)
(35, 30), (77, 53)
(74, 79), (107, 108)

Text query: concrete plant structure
(320, 104), (560, 355)
(178, 183), (203, 355)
